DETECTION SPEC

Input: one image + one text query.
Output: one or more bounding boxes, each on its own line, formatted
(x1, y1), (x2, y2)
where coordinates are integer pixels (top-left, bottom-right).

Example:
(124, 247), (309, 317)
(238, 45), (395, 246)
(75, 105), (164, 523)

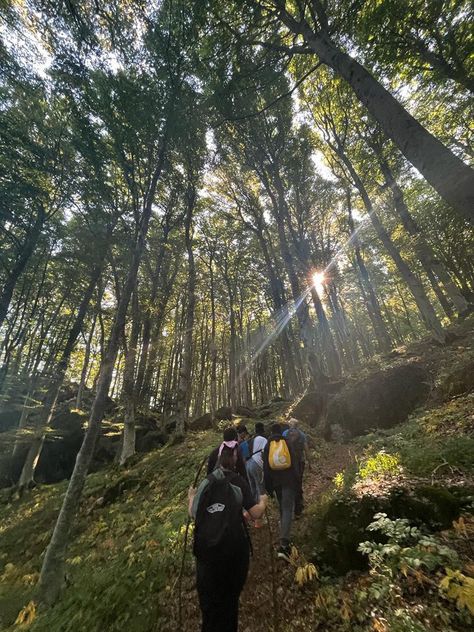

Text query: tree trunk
(37, 136), (167, 605)
(209, 256), (218, 427)
(336, 146), (446, 342)
(377, 155), (470, 316)
(119, 287), (140, 465)
(347, 195), (392, 352)
(282, 14), (474, 224)
(173, 180), (197, 439)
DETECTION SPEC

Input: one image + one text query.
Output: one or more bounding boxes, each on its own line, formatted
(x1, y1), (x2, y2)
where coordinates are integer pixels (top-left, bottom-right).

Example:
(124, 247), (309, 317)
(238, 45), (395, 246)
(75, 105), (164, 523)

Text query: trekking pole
(265, 506), (280, 632)
(176, 454), (208, 631)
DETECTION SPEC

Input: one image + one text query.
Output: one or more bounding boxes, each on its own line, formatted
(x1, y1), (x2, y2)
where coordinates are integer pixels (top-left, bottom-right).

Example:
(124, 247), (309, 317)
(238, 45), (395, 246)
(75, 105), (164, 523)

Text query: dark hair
(271, 423), (282, 435)
(236, 425), (248, 435)
(255, 422), (265, 435)
(217, 445), (237, 470)
(223, 427), (238, 441)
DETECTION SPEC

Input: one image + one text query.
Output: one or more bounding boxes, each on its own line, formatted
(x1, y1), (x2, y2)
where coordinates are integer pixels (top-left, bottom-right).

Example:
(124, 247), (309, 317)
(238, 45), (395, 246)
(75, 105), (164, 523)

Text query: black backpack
(193, 468), (248, 561)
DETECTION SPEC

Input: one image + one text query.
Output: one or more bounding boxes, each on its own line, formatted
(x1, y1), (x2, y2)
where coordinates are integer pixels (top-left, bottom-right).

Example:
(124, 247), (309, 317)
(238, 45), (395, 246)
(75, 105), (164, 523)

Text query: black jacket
(263, 433), (300, 494)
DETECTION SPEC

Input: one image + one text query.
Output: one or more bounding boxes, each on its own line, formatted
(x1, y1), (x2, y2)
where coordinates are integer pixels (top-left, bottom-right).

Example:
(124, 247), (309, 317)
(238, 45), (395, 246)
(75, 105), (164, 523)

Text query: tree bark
(119, 287), (140, 465)
(173, 180), (197, 439)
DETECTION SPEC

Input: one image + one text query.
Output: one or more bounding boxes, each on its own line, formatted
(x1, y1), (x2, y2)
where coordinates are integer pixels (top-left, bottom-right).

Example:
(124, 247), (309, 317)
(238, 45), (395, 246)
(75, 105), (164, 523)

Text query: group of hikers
(187, 417), (310, 631)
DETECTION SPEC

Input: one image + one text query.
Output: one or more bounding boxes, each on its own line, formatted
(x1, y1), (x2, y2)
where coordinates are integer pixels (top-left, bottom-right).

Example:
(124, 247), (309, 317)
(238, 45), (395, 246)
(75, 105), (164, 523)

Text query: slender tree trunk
(347, 196), (392, 352)
(336, 147), (446, 341)
(280, 12), (474, 224)
(209, 256), (218, 427)
(37, 136), (167, 605)
(174, 180), (197, 439)
(119, 287), (140, 465)
(377, 155), (470, 316)
(76, 303), (99, 410)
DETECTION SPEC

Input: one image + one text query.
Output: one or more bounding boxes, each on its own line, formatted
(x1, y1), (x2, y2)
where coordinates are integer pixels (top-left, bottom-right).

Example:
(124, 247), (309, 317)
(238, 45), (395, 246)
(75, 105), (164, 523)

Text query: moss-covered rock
(326, 362), (430, 439)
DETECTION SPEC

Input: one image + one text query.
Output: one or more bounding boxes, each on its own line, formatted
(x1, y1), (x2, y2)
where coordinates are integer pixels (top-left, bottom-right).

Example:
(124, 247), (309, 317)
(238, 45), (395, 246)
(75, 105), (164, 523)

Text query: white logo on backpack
(206, 503), (225, 513)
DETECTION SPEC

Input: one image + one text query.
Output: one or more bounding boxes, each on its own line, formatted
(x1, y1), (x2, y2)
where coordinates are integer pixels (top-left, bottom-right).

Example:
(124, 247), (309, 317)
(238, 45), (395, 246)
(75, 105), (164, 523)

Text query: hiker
(188, 440), (267, 632)
(283, 417), (310, 517)
(236, 424), (250, 460)
(263, 422), (301, 561)
(245, 422), (267, 506)
(207, 427), (248, 480)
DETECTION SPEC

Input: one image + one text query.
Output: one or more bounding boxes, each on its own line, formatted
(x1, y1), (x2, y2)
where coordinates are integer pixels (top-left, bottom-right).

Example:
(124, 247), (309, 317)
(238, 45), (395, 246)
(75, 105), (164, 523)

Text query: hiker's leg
(275, 486), (283, 521)
(295, 461), (305, 516)
(255, 464), (265, 496)
(222, 550), (250, 632)
(196, 559), (224, 632)
(280, 485), (296, 545)
(246, 459), (258, 504)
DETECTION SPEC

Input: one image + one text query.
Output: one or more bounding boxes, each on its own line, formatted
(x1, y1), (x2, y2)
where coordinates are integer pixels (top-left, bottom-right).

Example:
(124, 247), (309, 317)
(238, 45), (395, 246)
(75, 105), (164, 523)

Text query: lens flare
(312, 271), (325, 296)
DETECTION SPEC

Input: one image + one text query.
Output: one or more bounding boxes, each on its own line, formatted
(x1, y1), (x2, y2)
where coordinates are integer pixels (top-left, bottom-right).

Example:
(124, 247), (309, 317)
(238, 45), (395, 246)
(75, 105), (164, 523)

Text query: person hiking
(283, 417), (311, 517)
(263, 422), (301, 561)
(188, 440), (267, 632)
(207, 427), (248, 481)
(236, 424), (250, 460)
(245, 422), (267, 510)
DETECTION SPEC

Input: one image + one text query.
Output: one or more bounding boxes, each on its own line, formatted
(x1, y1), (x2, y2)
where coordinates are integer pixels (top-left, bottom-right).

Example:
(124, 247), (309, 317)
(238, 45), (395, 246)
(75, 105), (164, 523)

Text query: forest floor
(1, 326), (474, 631)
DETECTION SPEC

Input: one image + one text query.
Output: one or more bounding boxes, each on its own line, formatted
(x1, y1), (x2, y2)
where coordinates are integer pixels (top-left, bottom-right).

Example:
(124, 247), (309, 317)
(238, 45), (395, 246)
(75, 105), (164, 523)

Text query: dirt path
(170, 441), (356, 632)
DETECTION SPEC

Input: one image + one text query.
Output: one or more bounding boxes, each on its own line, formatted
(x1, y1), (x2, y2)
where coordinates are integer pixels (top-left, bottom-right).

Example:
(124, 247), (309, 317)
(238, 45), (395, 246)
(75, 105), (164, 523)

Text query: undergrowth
(0, 431), (220, 632)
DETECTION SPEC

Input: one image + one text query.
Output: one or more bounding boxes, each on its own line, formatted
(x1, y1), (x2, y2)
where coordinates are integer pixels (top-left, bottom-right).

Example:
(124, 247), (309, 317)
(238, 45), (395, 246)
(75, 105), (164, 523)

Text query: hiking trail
(170, 438), (355, 632)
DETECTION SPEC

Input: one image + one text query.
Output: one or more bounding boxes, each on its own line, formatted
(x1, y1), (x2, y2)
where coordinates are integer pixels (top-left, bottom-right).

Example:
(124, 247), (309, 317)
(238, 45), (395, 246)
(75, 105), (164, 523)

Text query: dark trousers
(295, 461), (305, 515)
(196, 548), (250, 632)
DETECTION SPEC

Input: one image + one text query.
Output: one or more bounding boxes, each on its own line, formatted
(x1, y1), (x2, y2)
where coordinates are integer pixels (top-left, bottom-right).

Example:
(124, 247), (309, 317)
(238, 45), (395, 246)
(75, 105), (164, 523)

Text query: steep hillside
(1, 390), (473, 631)
(1, 323), (474, 631)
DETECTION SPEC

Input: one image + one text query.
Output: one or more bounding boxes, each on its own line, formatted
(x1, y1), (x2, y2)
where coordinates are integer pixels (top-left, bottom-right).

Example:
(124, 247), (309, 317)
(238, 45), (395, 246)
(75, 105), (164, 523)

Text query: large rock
(326, 362), (429, 439)
(234, 405), (255, 417)
(291, 391), (326, 427)
(439, 355), (474, 399)
(215, 406), (232, 421)
(189, 412), (213, 431)
(136, 430), (167, 452)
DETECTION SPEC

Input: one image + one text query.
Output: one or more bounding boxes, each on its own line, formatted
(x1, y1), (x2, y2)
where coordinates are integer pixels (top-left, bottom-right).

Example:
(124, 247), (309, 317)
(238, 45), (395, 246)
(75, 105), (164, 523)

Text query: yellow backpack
(268, 439), (292, 470)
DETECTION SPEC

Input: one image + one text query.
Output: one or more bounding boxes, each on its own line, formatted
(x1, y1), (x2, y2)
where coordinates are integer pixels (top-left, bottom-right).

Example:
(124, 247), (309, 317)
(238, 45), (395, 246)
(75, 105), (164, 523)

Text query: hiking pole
(265, 506), (280, 632)
(176, 454), (208, 631)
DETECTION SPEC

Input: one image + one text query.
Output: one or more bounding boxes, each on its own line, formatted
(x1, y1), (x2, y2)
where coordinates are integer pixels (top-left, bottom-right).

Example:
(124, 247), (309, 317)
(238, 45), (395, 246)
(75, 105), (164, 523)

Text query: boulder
(234, 405), (255, 417)
(439, 355), (474, 399)
(136, 430), (167, 452)
(290, 391), (326, 427)
(189, 412), (213, 431)
(215, 406), (232, 421)
(327, 362), (430, 439)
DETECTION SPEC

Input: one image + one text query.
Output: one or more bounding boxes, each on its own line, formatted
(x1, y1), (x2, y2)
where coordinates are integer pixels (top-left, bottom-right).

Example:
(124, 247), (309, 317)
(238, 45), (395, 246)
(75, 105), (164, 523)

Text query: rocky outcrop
(439, 355), (474, 399)
(189, 412), (213, 431)
(326, 362), (430, 440)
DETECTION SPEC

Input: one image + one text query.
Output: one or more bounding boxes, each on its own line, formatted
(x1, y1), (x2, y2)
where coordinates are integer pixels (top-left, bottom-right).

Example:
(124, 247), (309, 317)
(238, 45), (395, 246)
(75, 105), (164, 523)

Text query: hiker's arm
(248, 494), (268, 520)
